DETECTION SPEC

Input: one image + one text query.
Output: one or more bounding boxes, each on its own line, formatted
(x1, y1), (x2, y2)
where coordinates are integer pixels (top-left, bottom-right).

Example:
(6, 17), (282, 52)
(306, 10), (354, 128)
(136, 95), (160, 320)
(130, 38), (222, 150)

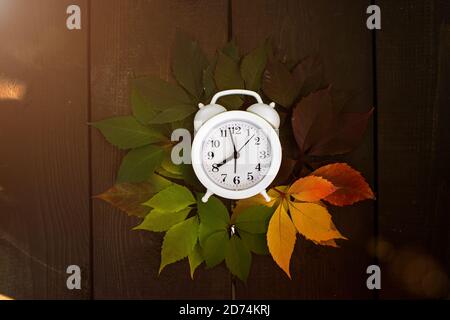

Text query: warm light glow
(0, 77), (26, 100)
(0, 294), (13, 300)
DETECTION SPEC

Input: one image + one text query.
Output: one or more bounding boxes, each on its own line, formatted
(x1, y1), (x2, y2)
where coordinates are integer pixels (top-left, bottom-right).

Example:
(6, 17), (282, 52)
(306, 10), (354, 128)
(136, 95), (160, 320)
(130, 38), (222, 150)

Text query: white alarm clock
(191, 89), (282, 203)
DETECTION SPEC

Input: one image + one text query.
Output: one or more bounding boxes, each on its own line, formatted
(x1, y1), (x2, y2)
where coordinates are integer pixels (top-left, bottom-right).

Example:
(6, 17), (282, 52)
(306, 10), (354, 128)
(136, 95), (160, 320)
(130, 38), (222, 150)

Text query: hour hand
(215, 153), (237, 168)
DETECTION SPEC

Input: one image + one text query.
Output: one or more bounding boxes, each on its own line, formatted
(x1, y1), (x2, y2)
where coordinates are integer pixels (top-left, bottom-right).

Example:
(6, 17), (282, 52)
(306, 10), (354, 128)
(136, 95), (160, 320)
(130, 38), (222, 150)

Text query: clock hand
(215, 152), (238, 168)
(228, 128), (238, 174)
(237, 134), (256, 153)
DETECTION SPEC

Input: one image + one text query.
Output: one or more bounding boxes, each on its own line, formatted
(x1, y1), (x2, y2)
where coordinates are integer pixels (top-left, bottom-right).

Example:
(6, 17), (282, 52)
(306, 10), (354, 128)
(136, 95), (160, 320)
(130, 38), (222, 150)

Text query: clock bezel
(191, 110), (282, 200)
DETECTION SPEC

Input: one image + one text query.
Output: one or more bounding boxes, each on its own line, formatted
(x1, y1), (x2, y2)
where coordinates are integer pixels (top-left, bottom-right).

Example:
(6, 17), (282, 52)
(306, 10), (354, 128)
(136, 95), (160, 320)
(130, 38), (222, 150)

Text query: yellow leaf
(288, 202), (346, 243)
(231, 186), (286, 221)
(288, 176), (336, 202)
(267, 200), (297, 278)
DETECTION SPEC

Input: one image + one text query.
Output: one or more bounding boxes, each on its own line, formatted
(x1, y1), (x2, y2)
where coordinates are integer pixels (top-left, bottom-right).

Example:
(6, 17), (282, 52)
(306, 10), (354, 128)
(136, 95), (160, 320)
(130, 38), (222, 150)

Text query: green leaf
(203, 230), (229, 268)
(235, 205), (274, 233)
(262, 59), (299, 108)
(160, 149), (183, 177)
(239, 231), (269, 255)
(180, 164), (203, 191)
(225, 236), (252, 282)
(143, 184), (195, 212)
(133, 76), (191, 110)
(92, 116), (166, 149)
(172, 32), (208, 99)
(188, 242), (204, 279)
(241, 42), (269, 91)
(131, 87), (157, 124)
(95, 174), (172, 217)
(202, 63), (216, 102)
(132, 76), (196, 124)
(214, 52), (244, 109)
(117, 145), (164, 183)
(222, 40), (240, 62)
(198, 195), (230, 246)
(133, 207), (191, 232)
(147, 105), (197, 124)
(160, 216), (199, 273)
(156, 167), (184, 180)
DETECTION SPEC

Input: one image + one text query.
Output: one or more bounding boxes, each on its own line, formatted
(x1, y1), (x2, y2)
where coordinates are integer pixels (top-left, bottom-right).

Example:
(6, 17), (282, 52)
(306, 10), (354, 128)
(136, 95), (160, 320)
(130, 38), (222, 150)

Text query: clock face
(201, 120), (272, 191)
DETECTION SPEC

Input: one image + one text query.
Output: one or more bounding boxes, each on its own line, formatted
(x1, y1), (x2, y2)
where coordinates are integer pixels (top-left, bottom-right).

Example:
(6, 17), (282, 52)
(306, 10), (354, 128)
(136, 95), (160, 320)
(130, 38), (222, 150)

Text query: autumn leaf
(291, 87), (373, 156)
(288, 176), (336, 202)
(311, 163), (375, 206)
(292, 54), (326, 98)
(235, 171), (353, 278)
(95, 174), (172, 217)
(288, 202), (346, 243)
(266, 201), (297, 278)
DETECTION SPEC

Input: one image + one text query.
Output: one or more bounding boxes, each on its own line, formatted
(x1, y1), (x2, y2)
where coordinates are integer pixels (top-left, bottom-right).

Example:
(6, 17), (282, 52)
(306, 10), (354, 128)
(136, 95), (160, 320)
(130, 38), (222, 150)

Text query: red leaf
(291, 87), (334, 154)
(308, 108), (374, 156)
(292, 54), (326, 98)
(291, 87), (373, 156)
(311, 163), (375, 206)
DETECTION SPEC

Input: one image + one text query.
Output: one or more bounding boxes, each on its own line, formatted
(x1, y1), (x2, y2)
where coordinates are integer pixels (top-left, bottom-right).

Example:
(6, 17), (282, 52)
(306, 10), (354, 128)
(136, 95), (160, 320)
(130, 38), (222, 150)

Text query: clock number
(259, 151), (269, 159)
(233, 176), (240, 184)
(229, 126), (241, 134)
(207, 151), (214, 160)
(221, 174), (227, 182)
(212, 164), (219, 172)
(247, 172), (254, 181)
(255, 163), (261, 171)
(210, 140), (220, 148)
(254, 136), (261, 145)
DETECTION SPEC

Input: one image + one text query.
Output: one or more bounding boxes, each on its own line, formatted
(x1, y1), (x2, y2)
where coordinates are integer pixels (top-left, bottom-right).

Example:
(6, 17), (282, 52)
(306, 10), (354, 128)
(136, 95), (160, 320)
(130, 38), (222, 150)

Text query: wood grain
(0, 0), (90, 299)
(376, 0), (450, 299)
(90, 0), (231, 299)
(231, 0), (375, 299)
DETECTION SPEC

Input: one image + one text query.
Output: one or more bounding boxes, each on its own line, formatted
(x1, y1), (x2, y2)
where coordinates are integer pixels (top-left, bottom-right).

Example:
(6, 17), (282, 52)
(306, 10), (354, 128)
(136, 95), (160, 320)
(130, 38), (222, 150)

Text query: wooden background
(0, 0), (448, 299)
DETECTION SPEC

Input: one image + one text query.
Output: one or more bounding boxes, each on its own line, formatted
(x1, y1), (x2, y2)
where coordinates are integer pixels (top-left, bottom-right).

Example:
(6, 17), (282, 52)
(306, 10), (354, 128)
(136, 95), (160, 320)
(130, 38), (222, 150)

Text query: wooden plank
(376, 0), (450, 299)
(0, 0), (90, 299)
(232, 0), (375, 299)
(90, 0), (231, 299)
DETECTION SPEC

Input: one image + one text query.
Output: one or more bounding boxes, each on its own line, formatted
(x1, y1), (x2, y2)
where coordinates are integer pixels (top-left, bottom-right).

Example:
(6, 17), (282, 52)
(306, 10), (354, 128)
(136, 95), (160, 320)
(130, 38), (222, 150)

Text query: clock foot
(202, 190), (214, 203)
(260, 190), (271, 202)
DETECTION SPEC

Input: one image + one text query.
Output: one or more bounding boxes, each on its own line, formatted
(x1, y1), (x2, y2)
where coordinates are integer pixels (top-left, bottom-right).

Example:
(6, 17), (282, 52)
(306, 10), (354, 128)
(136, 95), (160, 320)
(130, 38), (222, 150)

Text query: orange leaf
(267, 201), (297, 278)
(288, 176), (336, 202)
(311, 163), (375, 206)
(289, 202), (346, 243)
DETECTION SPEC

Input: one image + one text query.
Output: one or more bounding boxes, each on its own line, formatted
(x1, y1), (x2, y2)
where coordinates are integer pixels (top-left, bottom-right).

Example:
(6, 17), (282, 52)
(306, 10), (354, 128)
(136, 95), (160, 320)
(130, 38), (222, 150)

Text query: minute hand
(237, 134), (255, 153)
